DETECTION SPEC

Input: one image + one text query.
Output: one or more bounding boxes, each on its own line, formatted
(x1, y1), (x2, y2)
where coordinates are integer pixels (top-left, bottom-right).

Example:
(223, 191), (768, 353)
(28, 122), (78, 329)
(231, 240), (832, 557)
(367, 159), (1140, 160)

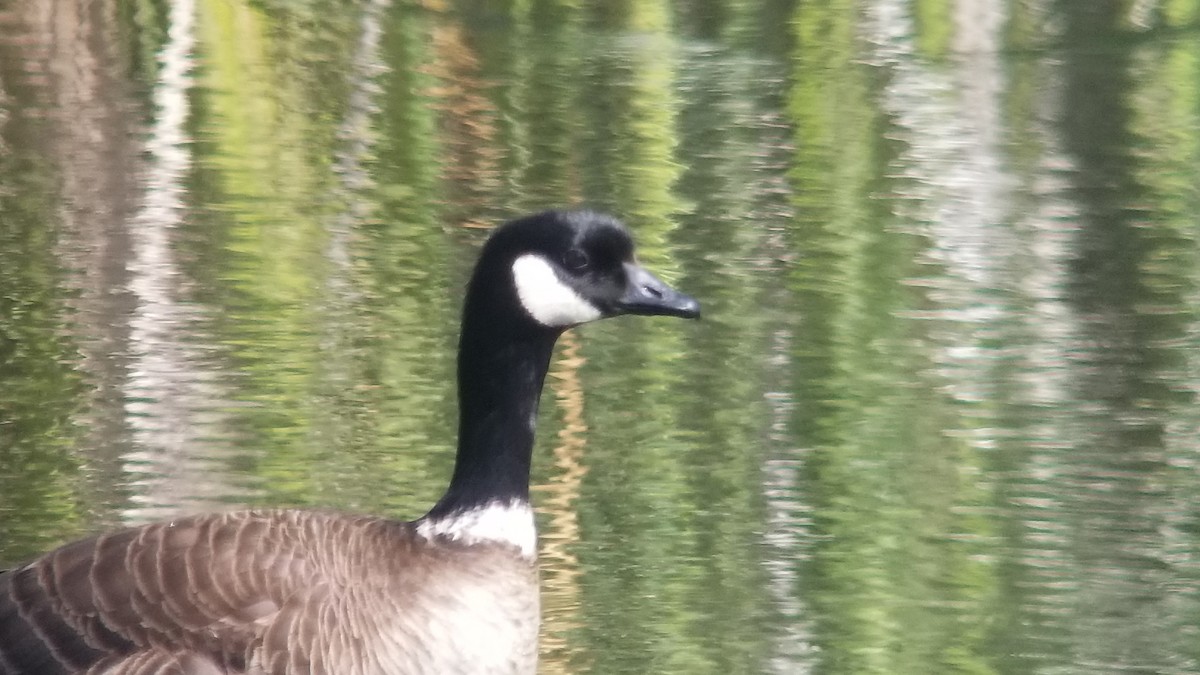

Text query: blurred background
(2, 0), (1200, 673)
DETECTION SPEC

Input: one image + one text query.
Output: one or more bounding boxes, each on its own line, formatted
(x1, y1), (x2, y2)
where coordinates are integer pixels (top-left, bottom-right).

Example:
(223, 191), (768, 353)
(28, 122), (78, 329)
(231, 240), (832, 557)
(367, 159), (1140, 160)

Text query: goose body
(0, 211), (699, 675)
(0, 511), (538, 674)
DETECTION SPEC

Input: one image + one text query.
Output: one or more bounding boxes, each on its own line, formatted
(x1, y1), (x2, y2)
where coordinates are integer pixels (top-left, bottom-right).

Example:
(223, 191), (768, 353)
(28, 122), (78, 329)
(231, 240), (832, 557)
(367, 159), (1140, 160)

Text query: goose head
(467, 210), (700, 333)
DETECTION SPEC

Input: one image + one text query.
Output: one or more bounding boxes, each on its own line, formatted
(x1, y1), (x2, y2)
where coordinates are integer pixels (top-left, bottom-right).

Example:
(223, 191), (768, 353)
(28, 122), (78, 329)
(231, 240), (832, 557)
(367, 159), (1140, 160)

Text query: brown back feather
(0, 510), (406, 675)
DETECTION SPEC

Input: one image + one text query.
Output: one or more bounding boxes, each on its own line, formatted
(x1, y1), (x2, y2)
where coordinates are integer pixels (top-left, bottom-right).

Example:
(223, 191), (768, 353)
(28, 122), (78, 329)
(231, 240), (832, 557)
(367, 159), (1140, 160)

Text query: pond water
(3, 1), (1200, 673)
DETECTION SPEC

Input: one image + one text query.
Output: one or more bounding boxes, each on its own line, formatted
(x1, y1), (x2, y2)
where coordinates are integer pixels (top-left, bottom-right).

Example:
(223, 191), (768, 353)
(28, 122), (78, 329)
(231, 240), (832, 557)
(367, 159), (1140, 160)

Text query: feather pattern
(0, 511), (538, 674)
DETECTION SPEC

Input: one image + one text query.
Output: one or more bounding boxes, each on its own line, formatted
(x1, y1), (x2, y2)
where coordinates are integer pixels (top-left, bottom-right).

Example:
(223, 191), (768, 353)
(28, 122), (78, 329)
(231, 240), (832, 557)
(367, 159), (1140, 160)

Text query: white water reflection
(121, 0), (252, 523)
(863, 0), (1081, 667)
(864, 0), (1200, 670)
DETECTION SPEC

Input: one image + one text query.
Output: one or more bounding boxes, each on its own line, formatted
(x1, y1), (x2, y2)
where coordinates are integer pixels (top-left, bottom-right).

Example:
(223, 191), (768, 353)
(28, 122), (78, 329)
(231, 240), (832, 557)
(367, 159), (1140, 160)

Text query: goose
(0, 210), (699, 675)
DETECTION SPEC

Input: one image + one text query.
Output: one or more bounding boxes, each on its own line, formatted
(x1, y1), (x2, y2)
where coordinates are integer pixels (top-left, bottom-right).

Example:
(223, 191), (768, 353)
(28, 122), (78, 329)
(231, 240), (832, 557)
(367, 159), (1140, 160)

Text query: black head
(468, 210), (700, 331)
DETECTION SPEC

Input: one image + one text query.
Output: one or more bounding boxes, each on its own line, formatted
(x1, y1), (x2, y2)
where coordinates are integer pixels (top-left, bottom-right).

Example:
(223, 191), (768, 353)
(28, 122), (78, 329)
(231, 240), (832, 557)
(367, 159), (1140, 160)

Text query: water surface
(2, 1), (1200, 673)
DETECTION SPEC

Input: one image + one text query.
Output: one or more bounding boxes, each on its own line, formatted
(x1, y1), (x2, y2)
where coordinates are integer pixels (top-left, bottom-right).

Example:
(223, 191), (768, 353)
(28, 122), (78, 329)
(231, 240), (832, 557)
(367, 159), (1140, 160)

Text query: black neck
(425, 307), (559, 519)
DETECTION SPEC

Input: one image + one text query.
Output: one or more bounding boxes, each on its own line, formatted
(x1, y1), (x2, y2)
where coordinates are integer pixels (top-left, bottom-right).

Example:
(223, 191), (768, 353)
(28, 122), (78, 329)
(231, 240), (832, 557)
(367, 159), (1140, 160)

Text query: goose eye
(562, 249), (590, 273)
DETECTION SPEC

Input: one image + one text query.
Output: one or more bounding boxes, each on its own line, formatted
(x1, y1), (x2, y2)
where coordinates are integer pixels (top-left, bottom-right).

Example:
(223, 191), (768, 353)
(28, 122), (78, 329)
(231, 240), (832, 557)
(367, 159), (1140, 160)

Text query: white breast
(416, 501), (537, 559)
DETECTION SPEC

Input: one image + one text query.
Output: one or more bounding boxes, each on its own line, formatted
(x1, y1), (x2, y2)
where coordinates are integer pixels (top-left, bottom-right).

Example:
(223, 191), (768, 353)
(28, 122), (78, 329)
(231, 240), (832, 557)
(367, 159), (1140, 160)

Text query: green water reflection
(3, 1), (1200, 673)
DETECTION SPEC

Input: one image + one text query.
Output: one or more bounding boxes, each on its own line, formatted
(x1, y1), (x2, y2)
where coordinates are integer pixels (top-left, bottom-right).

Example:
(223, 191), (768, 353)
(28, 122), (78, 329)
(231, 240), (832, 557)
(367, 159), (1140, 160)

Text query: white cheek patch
(511, 254), (602, 327)
(417, 500), (537, 559)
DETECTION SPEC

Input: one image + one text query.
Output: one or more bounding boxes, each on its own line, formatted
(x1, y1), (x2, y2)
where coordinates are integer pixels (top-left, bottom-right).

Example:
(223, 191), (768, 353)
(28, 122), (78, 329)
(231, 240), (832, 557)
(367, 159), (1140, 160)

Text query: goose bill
(617, 264), (700, 319)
